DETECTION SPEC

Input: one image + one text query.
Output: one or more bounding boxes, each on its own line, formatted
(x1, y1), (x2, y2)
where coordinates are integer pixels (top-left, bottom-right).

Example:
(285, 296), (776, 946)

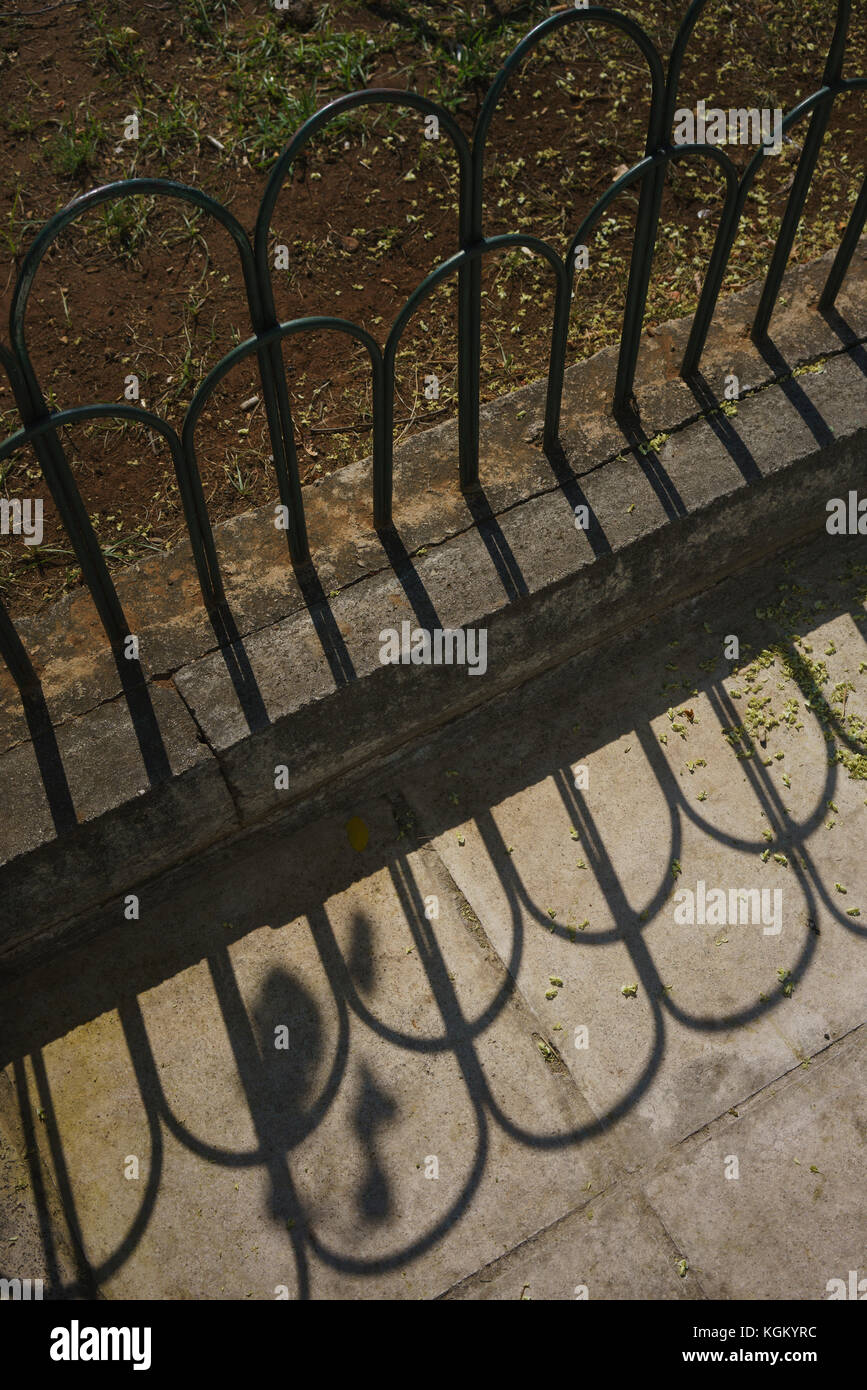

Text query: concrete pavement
(1, 526), (866, 1299)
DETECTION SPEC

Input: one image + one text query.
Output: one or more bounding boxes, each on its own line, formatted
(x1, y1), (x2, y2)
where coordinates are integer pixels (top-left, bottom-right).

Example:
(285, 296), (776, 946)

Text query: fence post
(819, 171), (867, 312)
(752, 0), (852, 340)
(11, 395), (130, 652)
(613, 160), (664, 413)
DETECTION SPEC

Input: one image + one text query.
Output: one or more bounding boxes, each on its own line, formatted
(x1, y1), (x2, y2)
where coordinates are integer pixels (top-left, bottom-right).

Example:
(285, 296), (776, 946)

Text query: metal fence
(0, 0), (864, 693)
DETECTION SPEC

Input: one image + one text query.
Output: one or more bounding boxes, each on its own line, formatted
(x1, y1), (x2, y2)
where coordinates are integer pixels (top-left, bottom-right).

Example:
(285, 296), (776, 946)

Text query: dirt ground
(0, 0), (864, 617)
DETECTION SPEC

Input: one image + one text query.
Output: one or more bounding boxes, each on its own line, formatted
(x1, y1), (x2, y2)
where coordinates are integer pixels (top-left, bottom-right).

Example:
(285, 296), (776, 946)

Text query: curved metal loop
(664, 1), (858, 350)
(184, 315), (386, 530)
(0, 5), (862, 666)
(667, 0), (852, 132)
(255, 89), (473, 318)
(556, 141), (739, 398)
(253, 90), (472, 559)
(184, 316), (384, 444)
(735, 86), (843, 212)
(0, 338), (29, 408)
(685, 78), (866, 360)
(0, 402), (224, 613)
(385, 232), (568, 516)
(0, 346), (65, 688)
(385, 233), (567, 363)
(10, 179), (261, 380)
(6, 178), (317, 573)
(473, 6), (666, 200)
(0, 401), (184, 465)
(471, 7), (666, 417)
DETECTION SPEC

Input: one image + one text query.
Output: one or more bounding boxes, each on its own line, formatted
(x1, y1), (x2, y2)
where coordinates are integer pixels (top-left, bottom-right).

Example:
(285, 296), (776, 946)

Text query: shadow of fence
(2, 555), (865, 1297)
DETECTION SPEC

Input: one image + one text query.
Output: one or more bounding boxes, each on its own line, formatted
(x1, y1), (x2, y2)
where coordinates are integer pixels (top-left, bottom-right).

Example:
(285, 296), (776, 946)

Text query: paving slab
(641, 1025), (867, 1301)
(1, 794), (618, 1300)
(397, 534), (867, 1171)
(441, 1180), (700, 1301)
(0, 526), (865, 1299)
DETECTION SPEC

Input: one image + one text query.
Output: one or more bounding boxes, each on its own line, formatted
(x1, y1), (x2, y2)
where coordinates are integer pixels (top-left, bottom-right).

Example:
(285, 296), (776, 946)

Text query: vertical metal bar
(751, 95), (834, 342)
(614, 66), (667, 411)
(247, 247), (311, 569)
(21, 416), (129, 650)
(681, 218), (737, 378)
(612, 8), (669, 414)
(753, 0), (851, 339)
(6, 181), (264, 642)
(373, 347), (391, 531)
(543, 259), (574, 452)
(0, 407), (210, 649)
(613, 159), (664, 412)
(0, 358), (35, 690)
(456, 91), (480, 496)
(254, 91), (470, 560)
(473, 7), (664, 436)
(164, 429), (226, 611)
(247, 233), (311, 568)
(457, 242), (481, 495)
(677, 148), (741, 378)
(265, 339), (310, 567)
(2, 352), (129, 649)
(465, 61), (504, 498)
(460, 133), (483, 494)
(819, 171), (867, 311)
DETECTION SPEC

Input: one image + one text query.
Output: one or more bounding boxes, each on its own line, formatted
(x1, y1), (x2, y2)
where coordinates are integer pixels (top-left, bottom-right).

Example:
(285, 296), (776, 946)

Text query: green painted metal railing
(0, 0), (864, 692)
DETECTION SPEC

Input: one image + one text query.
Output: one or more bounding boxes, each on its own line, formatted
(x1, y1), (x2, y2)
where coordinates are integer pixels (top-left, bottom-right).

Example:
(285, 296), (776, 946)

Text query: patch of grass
(179, 0), (238, 48)
(86, 11), (146, 79)
(48, 112), (104, 178)
(139, 91), (203, 166)
(94, 197), (154, 263)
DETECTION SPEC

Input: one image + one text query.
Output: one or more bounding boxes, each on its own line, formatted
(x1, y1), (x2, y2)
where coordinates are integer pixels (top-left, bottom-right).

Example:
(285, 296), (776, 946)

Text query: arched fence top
(184, 315), (385, 453)
(472, 6), (667, 209)
(0, 400), (184, 465)
(0, 401), (224, 616)
(566, 141), (740, 268)
(254, 88), (475, 318)
(0, 1), (863, 685)
(666, 0), (852, 131)
(10, 179), (263, 373)
(385, 231), (569, 368)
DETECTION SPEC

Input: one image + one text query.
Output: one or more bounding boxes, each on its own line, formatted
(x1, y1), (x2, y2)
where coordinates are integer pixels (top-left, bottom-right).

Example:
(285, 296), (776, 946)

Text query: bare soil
(0, 0), (864, 618)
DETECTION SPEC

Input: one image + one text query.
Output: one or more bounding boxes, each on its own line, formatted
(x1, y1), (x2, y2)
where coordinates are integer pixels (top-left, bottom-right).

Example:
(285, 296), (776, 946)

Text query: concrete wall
(0, 241), (865, 966)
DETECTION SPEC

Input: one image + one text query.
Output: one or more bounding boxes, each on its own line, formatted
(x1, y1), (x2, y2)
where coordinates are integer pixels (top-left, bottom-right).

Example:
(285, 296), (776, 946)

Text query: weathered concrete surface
(1, 799), (620, 1300)
(441, 1182), (700, 1301)
(174, 347), (865, 827)
(2, 237), (865, 732)
(0, 1068), (83, 1299)
(1, 527), (864, 1299)
(642, 1027), (867, 1301)
(0, 241), (865, 957)
(0, 684), (238, 962)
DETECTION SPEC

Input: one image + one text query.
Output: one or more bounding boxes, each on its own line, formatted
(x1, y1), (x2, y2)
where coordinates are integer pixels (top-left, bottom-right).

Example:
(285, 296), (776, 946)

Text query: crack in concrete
(169, 675), (244, 828)
(435, 1023), (866, 1301)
